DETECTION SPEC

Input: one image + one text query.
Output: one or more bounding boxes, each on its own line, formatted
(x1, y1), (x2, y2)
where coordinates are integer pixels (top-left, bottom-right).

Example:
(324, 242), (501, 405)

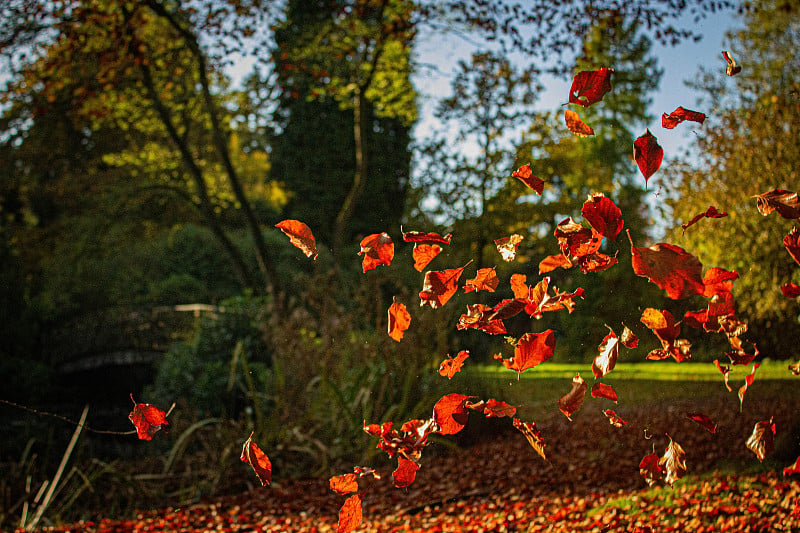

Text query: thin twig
(0, 398), (136, 436)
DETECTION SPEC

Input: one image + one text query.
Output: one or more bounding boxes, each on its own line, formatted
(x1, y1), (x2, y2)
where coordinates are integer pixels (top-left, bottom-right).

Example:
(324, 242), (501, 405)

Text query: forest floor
(27, 373), (800, 532)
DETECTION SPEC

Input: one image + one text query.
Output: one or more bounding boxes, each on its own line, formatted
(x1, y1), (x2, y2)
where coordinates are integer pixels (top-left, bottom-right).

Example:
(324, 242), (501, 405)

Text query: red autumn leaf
(755, 189), (800, 220)
(661, 106), (706, 129)
(564, 109), (594, 137)
(784, 456), (800, 477)
(330, 473), (359, 495)
(680, 205), (728, 232)
(412, 244), (442, 271)
(128, 394), (168, 441)
(714, 359), (733, 392)
(464, 267), (499, 293)
(686, 413), (718, 434)
(275, 219), (318, 259)
(240, 432), (272, 486)
(479, 398), (517, 418)
(512, 164), (544, 195)
(702, 267), (739, 298)
(621, 324), (639, 349)
(722, 50), (742, 76)
(402, 229), (453, 245)
(593, 326), (620, 379)
(513, 418), (547, 461)
(539, 253), (573, 274)
(739, 363), (761, 412)
(494, 330), (556, 379)
(337, 494), (362, 533)
(790, 359), (800, 375)
(353, 466), (381, 479)
(782, 282), (800, 298)
(387, 301), (411, 342)
(359, 232), (394, 272)
(433, 393), (471, 435)
(629, 230), (705, 299)
(639, 444), (662, 487)
(554, 217), (600, 256)
(558, 372), (588, 421)
(392, 456), (419, 488)
(507, 275), (584, 318)
(419, 261), (471, 309)
(633, 129), (663, 188)
(746, 418), (776, 462)
(457, 304), (507, 335)
(568, 67), (614, 107)
(591, 382), (618, 403)
(582, 193), (624, 241)
(727, 336), (759, 366)
(785, 227), (800, 265)
(603, 409), (626, 427)
(437, 350), (469, 379)
(495, 234), (524, 262)
(660, 434), (687, 486)
(640, 308), (680, 344)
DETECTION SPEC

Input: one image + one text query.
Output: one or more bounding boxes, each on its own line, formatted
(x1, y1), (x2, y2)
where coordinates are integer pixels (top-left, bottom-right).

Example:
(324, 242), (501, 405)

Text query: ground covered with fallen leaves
(31, 386), (800, 532)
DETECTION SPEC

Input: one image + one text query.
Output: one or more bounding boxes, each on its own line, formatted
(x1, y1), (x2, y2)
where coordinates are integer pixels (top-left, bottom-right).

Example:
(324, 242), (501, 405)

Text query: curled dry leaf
(330, 473), (359, 495)
(240, 432), (272, 486)
(620, 324), (639, 349)
(275, 219), (318, 259)
(568, 67), (614, 107)
(494, 330), (557, 379)
(661, 106), (706, 129)
(359, 232), (394, 272)
(591, 382), (618, 403)
(686, 413), (718, 434)
(680, 205), (728, 232)
(593, 326), (619, 379)
(513, 418), (547, 461)
(437, 350), (469, 379)
(714, 359), (733, 392)
(495, 234), (524, 262)
(353, 466), (381, 479)
(639, 444), (662, 487)
(633, 129), (663, 188)
(785, 227), (800, 265)
(401, 229), (452, 245)
(432, 393), (471, 435)
(512, 163), (544, 195)
(564, 109), (594, 137)
(781, 282), (800, 298)
(457, 303), (507, 335)
(392, 456), (419, 488)
(603, 409), (626, 428)
(337, 494), (362, 533)
(660, 434), (687, 486)
(726, 335), (758, 366)
(419, 261), (471, 309)
(464, 267), (499, 293)
(746, 418), (776, 462)
(128, 394), (168, 441)
(722, 50), (742, 75)
(581, 193), (623, 241)
(789, 359), (800, 376)
(558, 372), (588, 420)
(629, 230), (705, 300)
(412, 244), (442, 272)
(738, 363), (761, 412)
(755, 189), (800, 220)
(387, 301), (411, 342)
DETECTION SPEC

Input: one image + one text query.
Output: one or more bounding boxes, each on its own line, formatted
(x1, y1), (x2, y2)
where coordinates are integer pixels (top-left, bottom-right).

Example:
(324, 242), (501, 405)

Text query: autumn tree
(665, 0), (800, 357)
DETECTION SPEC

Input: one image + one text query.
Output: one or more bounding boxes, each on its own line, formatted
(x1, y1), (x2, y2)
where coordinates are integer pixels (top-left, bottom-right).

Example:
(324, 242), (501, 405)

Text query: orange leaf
(629, 231), (705, 300)
(512, 164), (544, 195)
(591, 382), (618, 403)
(240, 432), (272, 486)
(464, 267), (499, 293)
(433, 393), (470, 435)
(513, 418), (547, 460)
(392, 456), (419, 488)
(494, 330), (556, 378)
(330, 473), (358, 495)
(412, 243), (442, 271)
(494, 234), (524, 261)
(275, 219), (318, 259)
(337, 494), (362, 533)
(437, 350), (469, 379)
(359, 232), (394, 272)
(387, 301), (411, 342)
(128, 394), (168, 441)
(564, 109), (594, 137)
(419, 261), (471, 309)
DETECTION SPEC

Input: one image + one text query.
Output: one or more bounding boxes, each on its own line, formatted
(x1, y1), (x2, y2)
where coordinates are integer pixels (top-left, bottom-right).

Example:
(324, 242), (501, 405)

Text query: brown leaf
(738, 363), (760, 412)
(513, 418), (547, 461)
(240, 432), (271, 486)
(387, 301), (411, 342)
(639, 444), (662, 487)
(275, 219), (318, 259)
(337, 494), (362, 533)
(437, 350), (470, 379)
(755, 189), (800, 220)
(402, 229), (452, 245)
(633, 129), (663, 188)
(603, 409), (626, 428)
(330, 473), (358, 495)
(629, 231), (705, 299)
(593, 326), (619, 379)
(785, 227), (800, 265)
(564, 109), (594, 137)
(464, 267), (499, 293)
(412, 244), (442, 272)
(558, 372), (588, 421)
(620, 325), (639, 349)
(512, 164), (544, 195)
(680, 206), (728, 232)
(746, 418), (776, 462)
(722, 50), (742, 76)
(359, 232), (394, 272)
(494, 234), (524, 262)
(659, 434), (687, 486)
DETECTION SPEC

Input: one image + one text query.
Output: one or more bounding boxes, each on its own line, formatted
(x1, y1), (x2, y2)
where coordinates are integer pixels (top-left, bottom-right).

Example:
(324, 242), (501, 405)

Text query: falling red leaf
(680, 206), (728, 232)
(629, 231), (705, 299)
(660, 434), (687, 486)
(568, 67), (614, 107)
(128, 394), (168, 441)
(479, 398), (517, 418)
(419, 261), (471, 309)
(639, 444), (662, 487)
(755, 189), (800, 220)
(640, 308), (692, 362)
(392, 456), (419, 488)
(714, 359), (733, 392)
(387, 301), (411, 342)
(722, 50), (742, 76)
(686, 413), (718, 434)
(401, 229), (453, 245)
(412, 244), (442, 271)
(457, 304), (507, 335)
(633, 129), (663, 188)
(591, 382), (618, 403)
(564, 109), (594, 137)
(593, 326), (620, 379)
(746, 418), (776, 462)
(494, 330), (556, 379)
(464, 267), (499, 293)
(240, 432), (272, 486)
(603, 409), (626, 428)
(661, 106), (706, 129)
(433, 393), (471, 435)
(739, 363), (761, 412)
(790, 360), (800, 375)
(275, 219), (318, 259)
(437, 350), (470, 379)
(782, 282), (800, 298)
(558, 373), (588, 421)
(784, 456), (800, 477)
(582, 193), (624, 241)
(507, 274), (584, 318)
(701, 267), (739, 298)
(512, 164), (544, 195)
(785, 227), (800, 265)
(330, 473), (359, 495)
(353, 466), (381, 479)
(495, 234), (524, 261)
(620, 325), (639, 349)
(359, 232), (394, 272)
(337, 494), (362, 533)
(727, 336), (759, 366)
(513, 418), (547, 460)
